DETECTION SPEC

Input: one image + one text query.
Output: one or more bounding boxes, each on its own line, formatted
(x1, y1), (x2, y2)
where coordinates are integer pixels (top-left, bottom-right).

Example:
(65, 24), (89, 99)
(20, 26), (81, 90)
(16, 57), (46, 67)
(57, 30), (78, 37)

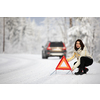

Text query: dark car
(42, 41), (67, 59)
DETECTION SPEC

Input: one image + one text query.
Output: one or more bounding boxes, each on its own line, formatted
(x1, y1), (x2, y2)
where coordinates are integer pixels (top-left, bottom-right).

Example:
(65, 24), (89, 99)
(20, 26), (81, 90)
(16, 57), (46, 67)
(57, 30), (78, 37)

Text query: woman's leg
(79, 56), (93, 74)
(75, 57), (86, 75)
(83, 57), (93, 73)
(73, 61), (80, 73)
(84, 57), (93, 66)
(74, 57), (93, 74)
(75, 56), (93, 75)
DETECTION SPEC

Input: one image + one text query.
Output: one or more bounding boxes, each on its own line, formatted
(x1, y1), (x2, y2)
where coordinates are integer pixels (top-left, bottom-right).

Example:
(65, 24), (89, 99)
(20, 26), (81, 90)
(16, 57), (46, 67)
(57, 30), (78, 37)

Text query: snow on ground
(0, 54), (100, 84)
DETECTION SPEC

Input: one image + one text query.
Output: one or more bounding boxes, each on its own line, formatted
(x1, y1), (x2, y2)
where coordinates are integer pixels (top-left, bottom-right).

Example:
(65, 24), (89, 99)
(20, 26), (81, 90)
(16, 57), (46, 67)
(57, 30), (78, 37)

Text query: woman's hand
(71, 67), (74, 71)
(71, 69), (73, 72)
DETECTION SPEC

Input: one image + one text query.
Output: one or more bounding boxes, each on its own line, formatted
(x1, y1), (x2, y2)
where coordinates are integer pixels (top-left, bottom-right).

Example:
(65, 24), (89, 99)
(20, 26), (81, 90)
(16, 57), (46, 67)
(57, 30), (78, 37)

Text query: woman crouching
(67, 39), (93, 75)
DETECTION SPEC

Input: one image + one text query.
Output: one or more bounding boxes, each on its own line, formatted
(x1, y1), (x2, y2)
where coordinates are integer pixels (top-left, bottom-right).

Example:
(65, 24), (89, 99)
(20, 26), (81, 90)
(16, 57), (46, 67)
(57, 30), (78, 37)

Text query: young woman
(67, 39), (93, 75)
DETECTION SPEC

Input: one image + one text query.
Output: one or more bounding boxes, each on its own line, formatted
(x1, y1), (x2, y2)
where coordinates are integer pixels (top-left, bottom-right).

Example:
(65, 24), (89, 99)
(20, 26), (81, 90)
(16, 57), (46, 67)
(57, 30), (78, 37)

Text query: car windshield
(50, 42), (63, 47)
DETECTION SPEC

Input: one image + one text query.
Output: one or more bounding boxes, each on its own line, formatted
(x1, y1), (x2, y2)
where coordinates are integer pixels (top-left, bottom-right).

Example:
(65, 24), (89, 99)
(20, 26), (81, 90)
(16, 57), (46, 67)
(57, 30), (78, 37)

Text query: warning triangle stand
(50, 56), (73, 75)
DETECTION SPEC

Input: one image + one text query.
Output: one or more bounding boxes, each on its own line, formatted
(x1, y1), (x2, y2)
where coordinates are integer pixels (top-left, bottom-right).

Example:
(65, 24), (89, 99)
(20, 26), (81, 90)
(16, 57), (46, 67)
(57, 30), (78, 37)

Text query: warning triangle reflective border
(56, 56), (72, 70)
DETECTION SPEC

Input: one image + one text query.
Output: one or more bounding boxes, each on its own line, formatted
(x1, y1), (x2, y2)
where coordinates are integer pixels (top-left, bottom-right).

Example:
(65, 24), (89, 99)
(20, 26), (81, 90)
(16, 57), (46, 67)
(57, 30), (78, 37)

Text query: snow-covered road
(0, 54), (100, 84)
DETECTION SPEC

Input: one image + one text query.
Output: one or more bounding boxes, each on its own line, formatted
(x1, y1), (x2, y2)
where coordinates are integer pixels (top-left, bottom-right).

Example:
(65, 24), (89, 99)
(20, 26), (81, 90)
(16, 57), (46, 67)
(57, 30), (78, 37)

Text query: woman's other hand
(71, 67), (74, 71)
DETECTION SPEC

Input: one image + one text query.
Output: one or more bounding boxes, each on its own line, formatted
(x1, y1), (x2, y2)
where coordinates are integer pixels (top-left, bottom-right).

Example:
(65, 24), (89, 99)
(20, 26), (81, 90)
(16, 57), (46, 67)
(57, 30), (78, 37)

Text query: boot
(74, 69), (80, 75)
(83, 68), (89, 74)
(75, 71), (81, 75)
(75, 71), (84, 75)
(75, 68), (83, 75)
(79, 68), (89, 75)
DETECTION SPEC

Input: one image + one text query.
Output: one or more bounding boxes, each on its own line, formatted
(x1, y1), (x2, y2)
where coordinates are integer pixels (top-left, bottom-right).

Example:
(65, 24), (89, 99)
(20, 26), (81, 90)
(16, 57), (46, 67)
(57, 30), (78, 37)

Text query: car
(42, 41), (67, 59)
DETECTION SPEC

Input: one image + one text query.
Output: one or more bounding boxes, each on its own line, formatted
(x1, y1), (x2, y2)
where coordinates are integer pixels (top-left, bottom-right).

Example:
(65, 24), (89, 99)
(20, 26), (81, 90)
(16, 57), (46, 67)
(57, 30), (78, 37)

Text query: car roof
(48, 41), (63, 43)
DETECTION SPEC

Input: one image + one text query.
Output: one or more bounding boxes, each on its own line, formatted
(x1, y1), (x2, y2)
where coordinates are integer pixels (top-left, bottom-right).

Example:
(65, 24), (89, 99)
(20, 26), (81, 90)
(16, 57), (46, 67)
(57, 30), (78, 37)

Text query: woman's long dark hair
(74, 39), (85, 50)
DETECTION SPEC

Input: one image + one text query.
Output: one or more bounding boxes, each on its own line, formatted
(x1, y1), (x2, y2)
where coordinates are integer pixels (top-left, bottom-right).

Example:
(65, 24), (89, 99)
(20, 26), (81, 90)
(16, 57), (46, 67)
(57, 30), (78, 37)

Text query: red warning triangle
(56, 56), (71, 70)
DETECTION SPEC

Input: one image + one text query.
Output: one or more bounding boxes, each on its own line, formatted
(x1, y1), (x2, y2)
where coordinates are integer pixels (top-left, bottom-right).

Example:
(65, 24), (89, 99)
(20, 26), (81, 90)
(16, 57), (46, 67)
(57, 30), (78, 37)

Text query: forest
(0, 17), (100, 63)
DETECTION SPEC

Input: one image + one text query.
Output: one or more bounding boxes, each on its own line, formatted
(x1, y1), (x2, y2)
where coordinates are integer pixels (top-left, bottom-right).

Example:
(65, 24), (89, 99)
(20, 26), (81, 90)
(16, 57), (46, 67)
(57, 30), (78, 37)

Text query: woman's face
(76, 41), (81, 48)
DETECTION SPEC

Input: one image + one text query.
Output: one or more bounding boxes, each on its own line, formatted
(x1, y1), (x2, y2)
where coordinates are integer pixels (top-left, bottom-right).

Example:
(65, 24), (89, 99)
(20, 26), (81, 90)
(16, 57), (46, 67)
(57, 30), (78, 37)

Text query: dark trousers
(73, 56), (93, 71)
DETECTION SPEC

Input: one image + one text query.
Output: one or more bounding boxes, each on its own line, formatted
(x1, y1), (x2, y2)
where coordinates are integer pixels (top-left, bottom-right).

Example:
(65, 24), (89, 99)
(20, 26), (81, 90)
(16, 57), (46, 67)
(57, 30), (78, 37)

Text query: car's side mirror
(42, 46), (44, 48)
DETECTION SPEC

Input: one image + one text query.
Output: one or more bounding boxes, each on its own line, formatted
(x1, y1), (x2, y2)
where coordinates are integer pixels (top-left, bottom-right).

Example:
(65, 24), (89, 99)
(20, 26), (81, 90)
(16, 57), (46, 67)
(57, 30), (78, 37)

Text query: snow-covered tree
(67, 17), (100, 62)
(68, 18), (91, 50)
(0, 17), (100, 63)
(5, 17), (28, 53)
(0, 18), (3, 53)
(41, 17), (69, 44)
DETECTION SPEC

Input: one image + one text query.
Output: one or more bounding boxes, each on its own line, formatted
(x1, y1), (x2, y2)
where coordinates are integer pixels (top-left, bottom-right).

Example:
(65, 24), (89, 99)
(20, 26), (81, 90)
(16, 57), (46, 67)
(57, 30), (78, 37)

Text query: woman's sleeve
(67, 52), (76, 62)
(72, 47), (87, 70)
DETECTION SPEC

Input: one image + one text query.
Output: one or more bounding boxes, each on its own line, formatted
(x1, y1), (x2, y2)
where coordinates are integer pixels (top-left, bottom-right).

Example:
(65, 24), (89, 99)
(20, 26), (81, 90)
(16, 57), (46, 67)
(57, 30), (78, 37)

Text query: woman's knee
(80, 56), (85, 60)
(84, 57), (93, 66)
(80, 57), (85, 63)
(90, 59), (93, 65)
